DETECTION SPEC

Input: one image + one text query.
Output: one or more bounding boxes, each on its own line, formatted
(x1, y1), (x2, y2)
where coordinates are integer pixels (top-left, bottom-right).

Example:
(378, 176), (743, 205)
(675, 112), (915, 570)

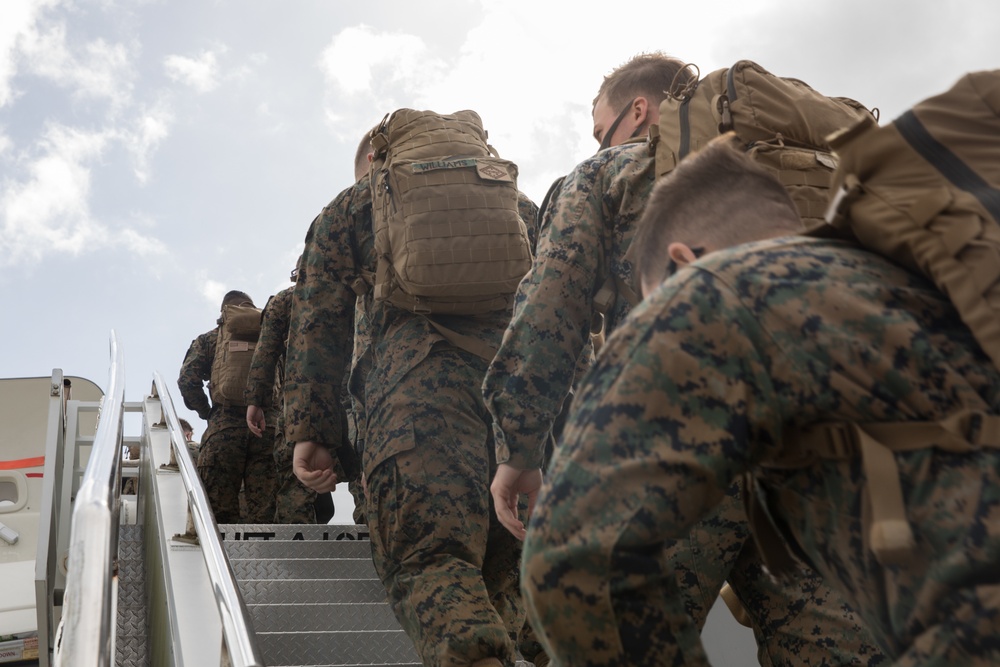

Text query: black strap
(895, 110), (1000, 222)
(537, 176), (566, 231)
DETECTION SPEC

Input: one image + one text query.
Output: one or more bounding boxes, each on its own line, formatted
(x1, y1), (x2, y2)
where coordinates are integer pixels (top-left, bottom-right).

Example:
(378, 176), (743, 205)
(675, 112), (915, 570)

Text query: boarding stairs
(15, 333), (420, 666)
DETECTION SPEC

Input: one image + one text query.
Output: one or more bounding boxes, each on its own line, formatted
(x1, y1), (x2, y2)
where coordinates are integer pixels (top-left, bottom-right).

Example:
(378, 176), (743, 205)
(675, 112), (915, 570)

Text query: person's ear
(667, 242), (699, 266)
(633, 97), (650, 126)
(367, 151), (374, 164)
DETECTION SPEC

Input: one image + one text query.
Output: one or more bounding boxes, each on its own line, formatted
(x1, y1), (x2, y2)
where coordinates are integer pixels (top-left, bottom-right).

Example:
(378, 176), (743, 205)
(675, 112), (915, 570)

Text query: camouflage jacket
(483, 141), (655, 469)
(177, 328), (246, 430)
(244, 286), (293, 426)
(283, 179), (539, 474)
(522, 237), (1000, 664)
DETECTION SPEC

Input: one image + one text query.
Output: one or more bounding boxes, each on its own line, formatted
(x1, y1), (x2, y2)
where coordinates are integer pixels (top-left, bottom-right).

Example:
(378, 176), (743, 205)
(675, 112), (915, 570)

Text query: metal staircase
(218, 524), (420, 667)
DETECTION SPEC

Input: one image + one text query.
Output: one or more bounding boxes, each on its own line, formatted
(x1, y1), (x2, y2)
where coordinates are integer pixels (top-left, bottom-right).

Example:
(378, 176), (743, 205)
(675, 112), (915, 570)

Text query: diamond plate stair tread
(257, 629), (420, 666)
(239, 578), (389, 605)
(248, 602), (400, 633)
(225, 539), (372, 559)
(219, 523), (370, 541)
(231, 557), (379, 581)
(116, 522), (148, 666)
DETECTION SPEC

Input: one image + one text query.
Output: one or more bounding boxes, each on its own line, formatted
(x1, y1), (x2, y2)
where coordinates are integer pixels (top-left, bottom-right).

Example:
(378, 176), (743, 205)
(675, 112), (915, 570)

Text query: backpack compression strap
(753, 410), (1000, 572)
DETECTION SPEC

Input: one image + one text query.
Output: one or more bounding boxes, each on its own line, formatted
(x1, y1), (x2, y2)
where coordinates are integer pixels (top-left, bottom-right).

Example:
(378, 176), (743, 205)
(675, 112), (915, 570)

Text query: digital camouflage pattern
(178, 330), (277, 523)
(245, 286), (324, 523)
(523, 236), (1000, 666)
(283, 178), (539, 666)
(484, 141), (886, 665)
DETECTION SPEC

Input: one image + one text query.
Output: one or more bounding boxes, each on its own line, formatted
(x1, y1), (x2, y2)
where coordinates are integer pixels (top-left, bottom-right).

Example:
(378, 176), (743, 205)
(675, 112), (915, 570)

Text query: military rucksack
(595, 60), (874, 318)
(818, 68), (1000, 369)
(365, 108), (534, 316)
(749, 70), (1000, 578)
(209, 304), (262, 407)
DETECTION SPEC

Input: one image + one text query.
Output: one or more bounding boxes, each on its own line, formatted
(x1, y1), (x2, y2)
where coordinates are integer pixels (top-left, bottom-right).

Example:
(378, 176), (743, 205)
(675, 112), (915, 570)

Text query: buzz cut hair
(221, 290), (254, 309)
(633, 134), (803, 288)
(354, 127), (375, 182)
(593, 52), (695, 112)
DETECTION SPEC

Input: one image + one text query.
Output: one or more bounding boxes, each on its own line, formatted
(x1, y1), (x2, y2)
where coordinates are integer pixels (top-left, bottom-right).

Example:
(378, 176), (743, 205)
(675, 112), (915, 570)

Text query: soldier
(245, 261), (335, 524)
(521, 134), (1000, 665)
(284, 123), (540, 667)
(485, 53), (885, 665)
(178, 290), (277, 523)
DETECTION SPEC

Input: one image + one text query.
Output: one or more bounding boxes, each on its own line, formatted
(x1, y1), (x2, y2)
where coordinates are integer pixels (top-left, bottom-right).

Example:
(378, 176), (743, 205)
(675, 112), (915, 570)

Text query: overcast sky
(2, 0), (997, 510)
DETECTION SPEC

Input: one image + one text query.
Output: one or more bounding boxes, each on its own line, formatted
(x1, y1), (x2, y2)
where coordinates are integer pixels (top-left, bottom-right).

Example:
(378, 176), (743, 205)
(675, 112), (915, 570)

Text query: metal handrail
(152, 371), (265, 667)
(56, 332), (125, 665)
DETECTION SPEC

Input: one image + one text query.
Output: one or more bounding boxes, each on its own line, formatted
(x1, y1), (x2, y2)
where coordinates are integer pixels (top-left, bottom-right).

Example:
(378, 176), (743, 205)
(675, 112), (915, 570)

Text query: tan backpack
(209, 304), (262, 407)
(749, 70), (1000, 578)
(818, 68), (1000, 368)
(366, 109), (534, 316)
(596, 60), (874, 318)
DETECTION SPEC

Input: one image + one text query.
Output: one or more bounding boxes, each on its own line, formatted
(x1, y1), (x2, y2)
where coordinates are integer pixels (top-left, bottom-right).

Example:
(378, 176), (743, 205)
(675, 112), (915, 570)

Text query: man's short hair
(221, 290), (254, 309)
(354, 127), (375, 182)
(633, 134), (803, 288)
(593, 52), (695, 111)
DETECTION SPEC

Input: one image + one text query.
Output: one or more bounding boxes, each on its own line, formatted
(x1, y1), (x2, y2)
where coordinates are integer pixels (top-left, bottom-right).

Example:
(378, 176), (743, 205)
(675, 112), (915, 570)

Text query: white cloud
(0, 121), (167, 267)
(318, 24), (450, 140)
(164, 49), (221, 93)
(0, 0), (60, 108)
(15, 17), (135, 112)
(201, 279), (227, 307)
(0, 123), (111, 264)
(126, 103), (173, 184)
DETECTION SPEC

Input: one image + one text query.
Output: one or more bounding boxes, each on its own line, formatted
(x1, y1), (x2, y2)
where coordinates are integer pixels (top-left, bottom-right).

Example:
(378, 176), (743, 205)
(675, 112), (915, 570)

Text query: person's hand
(246, 405), (266, 437)
(491, 463), (543, 541)
(293, 441), (339, 493)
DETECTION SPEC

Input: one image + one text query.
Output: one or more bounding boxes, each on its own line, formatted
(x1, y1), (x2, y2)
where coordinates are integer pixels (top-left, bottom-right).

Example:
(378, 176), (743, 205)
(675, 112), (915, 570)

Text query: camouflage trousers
(366, 349), (524, 667)
(196, 424), (276, 524)
(666, 479), (886, 666)
(272, 434), (322, 524)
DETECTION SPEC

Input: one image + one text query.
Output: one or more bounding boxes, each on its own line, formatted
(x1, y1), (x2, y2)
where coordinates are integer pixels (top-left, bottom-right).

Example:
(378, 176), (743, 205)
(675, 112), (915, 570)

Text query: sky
(3, 4), (999, 475)
(1, 1), (996, 661)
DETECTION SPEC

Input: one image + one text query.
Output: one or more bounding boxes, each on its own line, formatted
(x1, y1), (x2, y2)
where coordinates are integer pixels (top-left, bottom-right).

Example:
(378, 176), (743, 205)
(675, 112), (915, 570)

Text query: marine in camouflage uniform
(523, 234), (1000, 665)
(484, 141), (886, 665)
(178, 306), (277, 524)
(245, 285), (332, 524)
(283, 177), (540, 667)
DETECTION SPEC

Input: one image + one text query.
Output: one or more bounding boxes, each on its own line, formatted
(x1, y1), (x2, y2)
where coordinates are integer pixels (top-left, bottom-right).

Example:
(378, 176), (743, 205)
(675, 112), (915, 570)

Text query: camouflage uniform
(522, 236), (1000, 665)
(283, 179), (539, 667)
(245, 286), (328, 524)
(178, 329), (277, 523)
(483, 142), (885, 665)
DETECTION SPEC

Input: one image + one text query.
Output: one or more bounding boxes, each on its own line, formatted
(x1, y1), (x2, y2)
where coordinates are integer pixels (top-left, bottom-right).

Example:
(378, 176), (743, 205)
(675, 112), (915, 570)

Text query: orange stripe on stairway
(0, 456), (45, 470)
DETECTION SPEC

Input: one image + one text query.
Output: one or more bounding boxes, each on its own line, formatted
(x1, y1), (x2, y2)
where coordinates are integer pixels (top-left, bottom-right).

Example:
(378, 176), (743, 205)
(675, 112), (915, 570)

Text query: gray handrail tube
(152, 371), (265, 667)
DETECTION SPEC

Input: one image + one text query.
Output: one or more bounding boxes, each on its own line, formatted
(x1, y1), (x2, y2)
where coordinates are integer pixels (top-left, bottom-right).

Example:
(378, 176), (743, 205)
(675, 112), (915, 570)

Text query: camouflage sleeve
(517, 190), (540, 250)
(283, 186), (359, 449)
(521, 270), (781, 666)
(177, 330), (214, 421)
(484, 147), (653, 469)
(245, 288), (291, 408)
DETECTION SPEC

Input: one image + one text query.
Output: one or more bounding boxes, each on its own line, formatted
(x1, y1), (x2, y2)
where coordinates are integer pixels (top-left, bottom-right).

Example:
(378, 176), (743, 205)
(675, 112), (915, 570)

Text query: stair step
(239, 578), (389, 605)
(231, 558), (378, 581)
(225, 539), (372, 559)
(257, 629), (419, 667)
(219, 523), (370, 542)
(248, 602), (400, 633)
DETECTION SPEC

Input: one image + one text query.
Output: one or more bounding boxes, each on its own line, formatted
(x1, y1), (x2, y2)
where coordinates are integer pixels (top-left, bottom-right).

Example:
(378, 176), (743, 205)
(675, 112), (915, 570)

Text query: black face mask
(598, 98), (643, 152)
